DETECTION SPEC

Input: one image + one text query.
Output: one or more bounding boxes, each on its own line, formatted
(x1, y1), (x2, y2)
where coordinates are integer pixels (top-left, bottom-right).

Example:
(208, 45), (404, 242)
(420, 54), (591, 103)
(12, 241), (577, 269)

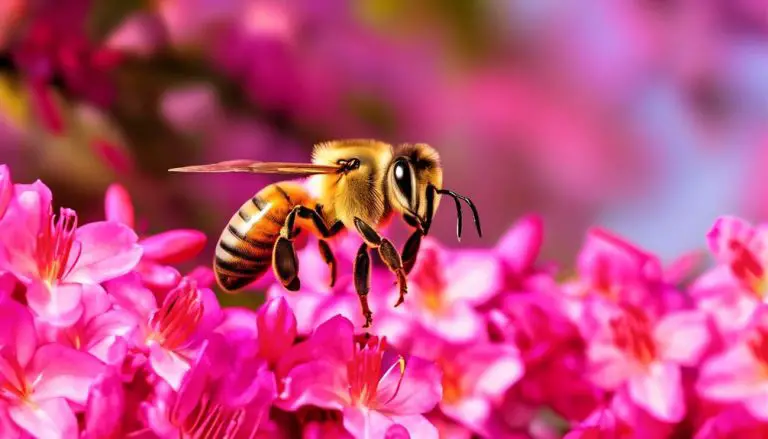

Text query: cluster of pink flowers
(1, 161), (768, 439)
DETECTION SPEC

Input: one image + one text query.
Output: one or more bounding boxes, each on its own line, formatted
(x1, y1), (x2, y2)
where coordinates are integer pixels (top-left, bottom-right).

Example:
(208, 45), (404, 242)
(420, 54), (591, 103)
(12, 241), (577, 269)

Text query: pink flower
(692, 216), (768, 335)
(587, 304), (711, 422)
(107, 274), (222, 389)
(142, 334), (277, 438)
(384, 238), (502, 343)
(36, 283), (136, 363)
(0, 301), (105, 439)
(0, 180), (142, 326)
(697, 306), (768, 420)
(278, 315), (443, 439)
(411, 337), (524, 436)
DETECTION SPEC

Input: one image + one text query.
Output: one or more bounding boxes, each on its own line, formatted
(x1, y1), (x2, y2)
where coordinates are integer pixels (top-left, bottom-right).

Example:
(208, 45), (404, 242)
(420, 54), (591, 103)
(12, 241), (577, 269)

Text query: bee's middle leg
(354, 243), (373, 328)
(401, 229), (423, 275)
(353, 217), (408, 307)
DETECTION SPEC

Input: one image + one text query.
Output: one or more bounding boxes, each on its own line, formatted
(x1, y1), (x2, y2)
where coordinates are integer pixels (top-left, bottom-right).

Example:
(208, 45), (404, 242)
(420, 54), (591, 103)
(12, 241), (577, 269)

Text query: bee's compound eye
(393, 158), (413, 205)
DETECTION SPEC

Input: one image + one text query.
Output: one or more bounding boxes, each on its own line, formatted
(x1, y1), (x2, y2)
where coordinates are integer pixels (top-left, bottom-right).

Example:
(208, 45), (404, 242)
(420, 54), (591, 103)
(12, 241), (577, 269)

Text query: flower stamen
(148, 278), (203, 350)
(609, 305), (656, 365)
(36, 207), (79, 284)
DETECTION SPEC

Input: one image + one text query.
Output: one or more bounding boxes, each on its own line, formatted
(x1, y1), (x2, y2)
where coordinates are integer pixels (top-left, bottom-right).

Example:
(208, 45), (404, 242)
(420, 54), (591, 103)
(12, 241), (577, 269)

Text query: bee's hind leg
(353, 217), (408, 308)
(354, 243), (373, 328)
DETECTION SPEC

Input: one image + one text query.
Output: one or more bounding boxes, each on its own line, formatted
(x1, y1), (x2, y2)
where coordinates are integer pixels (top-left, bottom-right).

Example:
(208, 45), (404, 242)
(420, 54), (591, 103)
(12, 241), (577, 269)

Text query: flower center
(415, 249), (447, 313)
(439, 360), (463, 405)
(35, 207), (79, 284)
(609, 305), (656, 365)
(347, 336), (405, 408)
(148, 278), (203, 350)
(0, 347), (32, 405)
(728, 240), (767, 298)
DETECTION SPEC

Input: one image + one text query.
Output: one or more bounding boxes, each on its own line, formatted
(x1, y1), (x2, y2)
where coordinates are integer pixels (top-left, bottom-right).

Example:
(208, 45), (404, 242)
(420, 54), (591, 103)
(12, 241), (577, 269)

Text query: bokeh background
(1, 0), (766, 302)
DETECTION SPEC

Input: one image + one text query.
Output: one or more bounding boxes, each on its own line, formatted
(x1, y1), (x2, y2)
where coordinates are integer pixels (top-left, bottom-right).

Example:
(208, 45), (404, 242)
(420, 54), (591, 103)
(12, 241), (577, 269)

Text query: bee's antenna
(436, 188), (482, 240)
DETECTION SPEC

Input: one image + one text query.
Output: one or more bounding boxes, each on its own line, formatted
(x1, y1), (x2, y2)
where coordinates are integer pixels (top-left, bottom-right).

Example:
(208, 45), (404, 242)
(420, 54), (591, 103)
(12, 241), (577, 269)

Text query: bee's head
(386, 143), (443, 234)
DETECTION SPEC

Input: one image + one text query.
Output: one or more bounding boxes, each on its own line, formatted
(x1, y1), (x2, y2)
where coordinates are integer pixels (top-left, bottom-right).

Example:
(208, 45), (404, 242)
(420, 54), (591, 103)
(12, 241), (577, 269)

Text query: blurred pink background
(1, 0), (766, 284)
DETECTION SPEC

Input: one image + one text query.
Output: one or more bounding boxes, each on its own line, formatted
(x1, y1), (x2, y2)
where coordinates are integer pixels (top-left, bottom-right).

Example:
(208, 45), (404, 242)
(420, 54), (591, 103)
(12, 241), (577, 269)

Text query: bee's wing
(169, 160), (341, 175)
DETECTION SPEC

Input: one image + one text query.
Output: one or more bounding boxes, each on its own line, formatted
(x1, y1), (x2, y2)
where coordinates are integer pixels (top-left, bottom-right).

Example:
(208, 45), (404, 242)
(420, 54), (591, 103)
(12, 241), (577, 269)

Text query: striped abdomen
(214, 182), (312, 291)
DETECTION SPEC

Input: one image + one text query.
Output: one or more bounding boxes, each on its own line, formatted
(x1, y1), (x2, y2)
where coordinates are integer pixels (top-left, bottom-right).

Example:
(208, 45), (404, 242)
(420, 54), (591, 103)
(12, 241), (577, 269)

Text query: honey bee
(169, 139), (481, 327)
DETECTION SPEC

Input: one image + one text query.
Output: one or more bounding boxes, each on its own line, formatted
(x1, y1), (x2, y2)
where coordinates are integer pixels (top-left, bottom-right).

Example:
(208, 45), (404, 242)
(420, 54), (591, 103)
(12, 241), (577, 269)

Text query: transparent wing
(169, 160), (340, 175)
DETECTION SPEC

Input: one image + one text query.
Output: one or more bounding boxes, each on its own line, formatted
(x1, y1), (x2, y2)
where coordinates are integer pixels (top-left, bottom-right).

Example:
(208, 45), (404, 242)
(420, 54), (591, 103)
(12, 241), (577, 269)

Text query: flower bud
(140, 229), (207, 264)
(257, 297), (297, 365)
(104, 183), (135, 228)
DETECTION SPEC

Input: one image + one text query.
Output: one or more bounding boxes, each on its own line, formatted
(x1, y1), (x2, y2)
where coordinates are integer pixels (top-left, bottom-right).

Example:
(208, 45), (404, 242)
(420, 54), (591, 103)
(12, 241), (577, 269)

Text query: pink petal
(707, 216), (758, 265)
(745, 392), (768, 421)
(385, 424), (411, 439)
(139, 230), (206, 264)
(462, 344), (524, 399)
(192, 286), (223, 340)
(697, 344), (768, 401)
(343, 408), (437, 439)
(86, 309), (139, 361)
(84, 371), (125, 438)
(0, 301), (37, 367)
(444, 251), (502, 305)
(219, 358), (277, 409)
(655, 311), (712, 366)
(440, 397), (493, 436)
(105, 273), (157, 319)
(0, 164), (11, 219)
(148, 344), (192, 391)
(257, 297), (297, 365)
(0, 403), (21, 439)
(135, 261), (182, 290)
(27, 281), (83, 327)
(495, 214), (543, 273)
(29, 344), (106, 404)
(388, 415), (437, 439)
(80, 283), (112, 323)
(8, 397), (77, 439)
(587, 342), (633, 390)
(577, 227), (659, 288)
(214, 307), (259, 356)
(173, 342), (215, 424)
(417, 302), (486, 344)
(627, 362), (685, 423)
(67, 222), (142, 284)
(106, 12), (167, 57)
(103, 183), (135, 228)
(278, 360), (349, 411)
(376, 354), (442, 415)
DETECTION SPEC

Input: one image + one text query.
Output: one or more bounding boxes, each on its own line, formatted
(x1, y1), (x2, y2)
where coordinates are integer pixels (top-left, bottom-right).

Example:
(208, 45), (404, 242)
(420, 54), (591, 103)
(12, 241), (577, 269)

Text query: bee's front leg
(401, 229), (422, 275)
(353, 217), (408, 308)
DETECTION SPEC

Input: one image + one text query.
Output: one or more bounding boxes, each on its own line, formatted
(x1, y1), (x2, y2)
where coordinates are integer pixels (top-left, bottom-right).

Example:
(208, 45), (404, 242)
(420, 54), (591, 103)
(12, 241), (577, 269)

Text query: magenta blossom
(0, 178), (142, 326)
(107, 274), (222, 389)
(384, 238), (502, 343)
(692, 215), (768, 335)
(36, 283), (135, 363)
(142, 334), (277, 438)
(697, 305), (768, 421)
(0, 301), (105, 439)
(410, 336), (524, 437)
(587, 304), (711, 422)
(278, 315), (443, 439)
